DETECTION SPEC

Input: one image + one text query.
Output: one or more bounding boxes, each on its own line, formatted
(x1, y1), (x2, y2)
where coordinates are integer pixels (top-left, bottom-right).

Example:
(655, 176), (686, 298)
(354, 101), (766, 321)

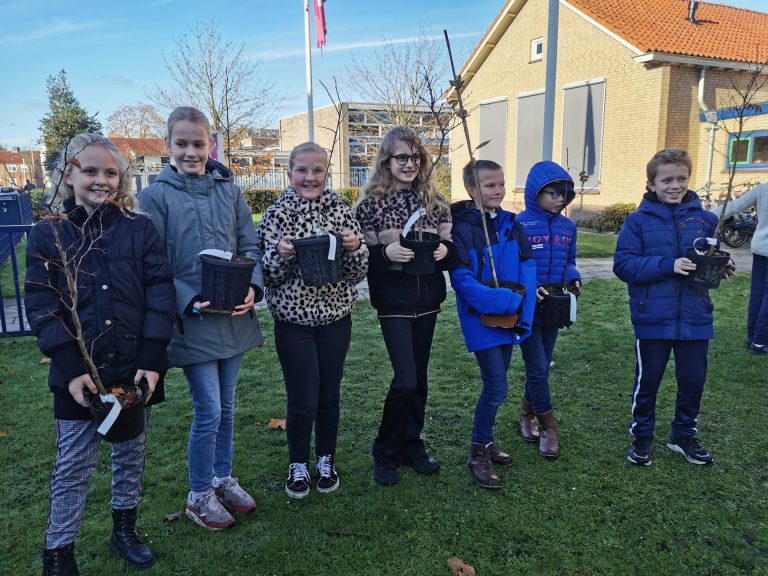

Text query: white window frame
(530, 38), (543, 62)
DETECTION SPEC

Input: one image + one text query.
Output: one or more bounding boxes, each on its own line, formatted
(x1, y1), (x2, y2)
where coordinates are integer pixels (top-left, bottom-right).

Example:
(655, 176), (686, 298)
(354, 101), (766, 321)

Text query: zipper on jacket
(672, 205), (682, 339)
(547, 217), (554, 280)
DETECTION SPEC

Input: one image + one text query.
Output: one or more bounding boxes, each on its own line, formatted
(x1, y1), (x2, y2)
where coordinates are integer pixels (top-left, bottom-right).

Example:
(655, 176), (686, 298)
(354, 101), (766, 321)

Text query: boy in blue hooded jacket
(450, 160), (537, 488)
(516, 161), (581, 459)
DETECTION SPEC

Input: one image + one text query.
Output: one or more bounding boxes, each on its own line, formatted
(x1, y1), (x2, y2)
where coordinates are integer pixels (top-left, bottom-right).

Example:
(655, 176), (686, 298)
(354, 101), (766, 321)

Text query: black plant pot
(88, 379), (147, 443)
(538, 283), (580, 329)
(685, 248), (731, 289)
(480, 280), (526, 329)
(400, 231), (441, 275)
(201, 254), (256, 313)
(293, 234), (344, 287)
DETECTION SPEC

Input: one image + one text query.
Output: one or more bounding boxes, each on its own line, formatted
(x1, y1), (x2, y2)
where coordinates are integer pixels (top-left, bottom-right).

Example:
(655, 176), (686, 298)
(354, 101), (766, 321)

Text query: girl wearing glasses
(515, 160), (581, 458)
(258, 142), (368, 499)
(355, 127), (457, 486)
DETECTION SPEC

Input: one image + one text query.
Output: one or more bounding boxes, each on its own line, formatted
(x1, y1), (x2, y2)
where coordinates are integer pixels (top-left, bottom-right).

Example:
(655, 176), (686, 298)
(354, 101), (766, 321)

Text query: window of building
(561, 79), (606, 192)
(727, 131), (768, 168)
(515, 91), (545, 189)
(8, 165), (17, 172)
(530, 38), (543, 62)
(478, 98), (508, 172)
(161, 156), (170, 165)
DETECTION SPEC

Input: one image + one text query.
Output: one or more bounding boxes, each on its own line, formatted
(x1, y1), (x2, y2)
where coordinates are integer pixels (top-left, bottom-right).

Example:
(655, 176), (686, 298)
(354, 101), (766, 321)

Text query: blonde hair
(289, 141), (328, 170)
(51, 133), (134, 211)
(167, 106), (211, 139)
(362, 127), (438, 210)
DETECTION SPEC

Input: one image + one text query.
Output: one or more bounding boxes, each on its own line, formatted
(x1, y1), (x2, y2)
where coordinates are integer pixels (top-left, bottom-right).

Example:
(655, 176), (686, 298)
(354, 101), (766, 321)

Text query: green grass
(577, 230), (617, 258)
(0, 240), (26, 299)
(1, 276), (766, 575)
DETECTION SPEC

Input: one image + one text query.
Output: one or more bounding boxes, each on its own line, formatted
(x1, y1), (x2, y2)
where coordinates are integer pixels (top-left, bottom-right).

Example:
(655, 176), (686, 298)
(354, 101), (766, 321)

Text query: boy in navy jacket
(614, 148), (734, 466)
(516, 161), (581, 458)
(450, 160), (537, 488)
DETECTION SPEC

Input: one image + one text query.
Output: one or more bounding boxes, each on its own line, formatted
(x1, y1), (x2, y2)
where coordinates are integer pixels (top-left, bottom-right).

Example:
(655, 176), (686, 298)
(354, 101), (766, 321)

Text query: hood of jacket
(524, 161), (575, 215)
(450, 199), (507, 243)
(153, 163), (231, 191)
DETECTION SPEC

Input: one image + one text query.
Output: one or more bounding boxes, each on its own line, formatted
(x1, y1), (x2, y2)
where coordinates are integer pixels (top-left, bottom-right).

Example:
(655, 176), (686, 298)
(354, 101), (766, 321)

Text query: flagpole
(304, 0), (315, 142)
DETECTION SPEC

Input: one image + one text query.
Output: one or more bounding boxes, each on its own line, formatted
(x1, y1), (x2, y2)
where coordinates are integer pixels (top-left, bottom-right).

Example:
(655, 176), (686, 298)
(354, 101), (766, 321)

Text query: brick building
(447, 0), (768, 217)
(0, 149), (43, 189)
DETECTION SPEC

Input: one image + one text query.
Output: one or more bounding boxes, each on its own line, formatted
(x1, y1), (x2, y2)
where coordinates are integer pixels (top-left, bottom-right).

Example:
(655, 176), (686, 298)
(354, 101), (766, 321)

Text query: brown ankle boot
(487, 443), (513, 466)
(535, 410), (560, 458)
(467, 443), (501, 489)
(519, 398), (540, 443)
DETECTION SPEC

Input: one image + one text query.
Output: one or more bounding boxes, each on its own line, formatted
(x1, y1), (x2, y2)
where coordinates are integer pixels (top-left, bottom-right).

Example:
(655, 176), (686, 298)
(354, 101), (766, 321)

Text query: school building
(447, 0), (768, 217)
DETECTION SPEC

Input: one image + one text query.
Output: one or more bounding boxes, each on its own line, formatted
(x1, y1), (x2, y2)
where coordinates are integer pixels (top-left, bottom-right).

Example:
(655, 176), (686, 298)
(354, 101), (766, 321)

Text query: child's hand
(536, 286), (550, 303)
(191, 300), (211, 314)
(433, 243), (448, 261)
(723, 259), (736, 279)
(277, 236), (296, 261)
(385, 242), (415, 263)
(339, 229), (361, 251)
(68, 374), (98, 407)
(134, 369), (160, 402)
(674, 257), (697, 276)
(232, 287), (256, 316)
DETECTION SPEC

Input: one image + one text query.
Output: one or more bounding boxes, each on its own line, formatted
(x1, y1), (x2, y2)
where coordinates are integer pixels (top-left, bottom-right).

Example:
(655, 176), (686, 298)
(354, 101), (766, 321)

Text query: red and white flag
(314, 0), (327, 49)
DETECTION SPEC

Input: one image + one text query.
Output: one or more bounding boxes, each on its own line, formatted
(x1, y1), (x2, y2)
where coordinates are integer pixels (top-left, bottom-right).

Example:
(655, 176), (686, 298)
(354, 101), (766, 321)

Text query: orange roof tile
(0, 151), (24, 165)
(110, 138), (170, 158)
(567, 0), (768, 63)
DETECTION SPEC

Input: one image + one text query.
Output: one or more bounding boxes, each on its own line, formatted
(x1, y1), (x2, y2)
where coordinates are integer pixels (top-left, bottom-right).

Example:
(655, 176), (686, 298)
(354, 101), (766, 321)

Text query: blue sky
(0, 0), (765, 149)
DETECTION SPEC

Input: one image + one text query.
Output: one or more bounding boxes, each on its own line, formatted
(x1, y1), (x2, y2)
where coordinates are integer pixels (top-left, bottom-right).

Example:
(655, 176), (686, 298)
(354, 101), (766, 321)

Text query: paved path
(2, 245), (754, 335)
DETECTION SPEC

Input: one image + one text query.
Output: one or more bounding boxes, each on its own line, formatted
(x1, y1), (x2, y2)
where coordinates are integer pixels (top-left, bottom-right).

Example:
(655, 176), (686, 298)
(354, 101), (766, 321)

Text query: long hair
(362, 127), (438, 210)
(50, 133), (134, 211)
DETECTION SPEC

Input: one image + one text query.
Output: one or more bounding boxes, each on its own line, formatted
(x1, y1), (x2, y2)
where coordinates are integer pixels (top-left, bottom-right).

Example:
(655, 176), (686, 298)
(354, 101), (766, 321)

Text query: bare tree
(149, 21), (283, 162)
(106, 103), (166, 139)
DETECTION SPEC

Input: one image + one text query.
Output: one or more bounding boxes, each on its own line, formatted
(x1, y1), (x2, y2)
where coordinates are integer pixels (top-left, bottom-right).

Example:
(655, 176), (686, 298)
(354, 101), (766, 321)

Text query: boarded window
(515, 91), (545, 189)
(478, 98), (508, 171)
(561, 80), (605, 191)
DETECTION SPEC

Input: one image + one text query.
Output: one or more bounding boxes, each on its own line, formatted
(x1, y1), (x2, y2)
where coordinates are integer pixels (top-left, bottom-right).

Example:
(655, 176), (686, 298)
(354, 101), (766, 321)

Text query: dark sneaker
(402, 454), (440, 475)
(214, 477), (256, 513)
(667, 436), (713, 465)
(186, 490), (236, 530)
(750, 344), (768, 355)
(315, 454), (340, 493)
(285, 462), (311, 499)
(627, 436), (653, 466)
(373, 461), (400, 486)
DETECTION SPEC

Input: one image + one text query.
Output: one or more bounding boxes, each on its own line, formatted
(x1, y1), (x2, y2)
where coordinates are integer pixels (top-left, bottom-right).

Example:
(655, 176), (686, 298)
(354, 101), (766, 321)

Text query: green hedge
(242, 188), (362, 215)
(580, 202), (637, 233)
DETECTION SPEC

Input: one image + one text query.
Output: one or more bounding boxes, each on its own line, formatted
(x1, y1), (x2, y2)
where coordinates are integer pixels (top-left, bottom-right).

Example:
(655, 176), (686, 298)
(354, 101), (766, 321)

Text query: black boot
(42, 543), (80, 576)
(108, 507), (156, 569)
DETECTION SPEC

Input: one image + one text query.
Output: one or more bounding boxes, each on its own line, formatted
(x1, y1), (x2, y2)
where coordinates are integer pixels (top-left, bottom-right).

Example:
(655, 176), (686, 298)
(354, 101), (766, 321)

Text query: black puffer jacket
(25, 200), (176, 420)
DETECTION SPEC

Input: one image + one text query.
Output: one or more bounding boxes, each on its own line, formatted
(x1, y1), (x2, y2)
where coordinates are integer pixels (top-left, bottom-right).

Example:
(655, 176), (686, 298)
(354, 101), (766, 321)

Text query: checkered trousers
(44, 409), (150, 549)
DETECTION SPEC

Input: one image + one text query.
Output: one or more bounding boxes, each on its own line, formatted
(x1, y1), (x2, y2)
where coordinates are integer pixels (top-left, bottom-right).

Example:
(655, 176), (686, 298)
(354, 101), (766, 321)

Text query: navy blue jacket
(25, 201), (176, 419)
(450, 201), (537, 351)
(516, 161), (580, 288)
(613, 191), (718, 340)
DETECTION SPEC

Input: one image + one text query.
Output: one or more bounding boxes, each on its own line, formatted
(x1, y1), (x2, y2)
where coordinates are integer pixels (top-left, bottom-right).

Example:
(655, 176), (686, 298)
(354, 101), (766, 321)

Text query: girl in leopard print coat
(258, 142), (368, 499)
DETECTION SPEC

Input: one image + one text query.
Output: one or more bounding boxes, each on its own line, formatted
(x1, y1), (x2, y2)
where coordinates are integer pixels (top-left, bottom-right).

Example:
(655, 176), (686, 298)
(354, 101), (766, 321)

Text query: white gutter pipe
(697, 67), (717, 200)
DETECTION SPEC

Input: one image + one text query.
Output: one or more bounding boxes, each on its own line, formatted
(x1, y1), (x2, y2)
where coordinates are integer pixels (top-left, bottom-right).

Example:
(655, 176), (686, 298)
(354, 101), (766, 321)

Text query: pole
(304, 0), (315, 142)
(542, 0), (559, 161)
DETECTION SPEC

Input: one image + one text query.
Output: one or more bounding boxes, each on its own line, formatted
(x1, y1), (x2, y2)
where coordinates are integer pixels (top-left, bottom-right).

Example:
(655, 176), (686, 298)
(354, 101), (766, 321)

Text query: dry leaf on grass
(163, 510), (183, 522)
(447, 557), (476, 576)
(0, 431), (7, 438)
(268, 418), (286, 430)
(39, 357), (51, 365)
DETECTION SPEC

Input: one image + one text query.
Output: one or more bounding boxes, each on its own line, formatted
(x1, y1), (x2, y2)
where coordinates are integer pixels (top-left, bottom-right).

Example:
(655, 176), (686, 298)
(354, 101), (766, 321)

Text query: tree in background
(106, 103), (166, 139)
(149, 21), (282, 163)
(39, 70), (102, 172)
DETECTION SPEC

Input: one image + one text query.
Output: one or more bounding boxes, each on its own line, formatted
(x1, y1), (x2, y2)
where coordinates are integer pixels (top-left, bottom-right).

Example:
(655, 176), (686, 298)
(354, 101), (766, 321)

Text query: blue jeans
(748, 254), (768, 346)
(472, 345), (514, 445)
(183, 353), (244, 493)
(519, 324), (559, 413)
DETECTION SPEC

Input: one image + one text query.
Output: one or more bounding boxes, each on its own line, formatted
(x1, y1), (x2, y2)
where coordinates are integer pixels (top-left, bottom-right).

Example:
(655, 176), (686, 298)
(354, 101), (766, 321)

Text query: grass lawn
(1, 276), (766, 575)
(0, 240), (27, 299)
(576, 230), (617, 258)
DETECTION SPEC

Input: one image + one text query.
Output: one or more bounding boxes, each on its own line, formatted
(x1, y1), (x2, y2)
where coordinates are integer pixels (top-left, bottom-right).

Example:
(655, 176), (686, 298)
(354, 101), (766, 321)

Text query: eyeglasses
(293, 166), (327, 177)
(391, 154), (422, 167)
(542, 188), (568, 199)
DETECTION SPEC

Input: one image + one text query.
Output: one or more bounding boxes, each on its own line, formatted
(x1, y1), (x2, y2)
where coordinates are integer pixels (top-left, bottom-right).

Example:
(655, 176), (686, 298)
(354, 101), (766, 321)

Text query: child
(25, 134), (175, 573)
(614, 148), (734, 466)
(450, 160), (537, 488)
(139, 107), (264, 529)
(355, 127), (457, 486)
(258, 142), (368, 499)
(516, 161), (581, 458)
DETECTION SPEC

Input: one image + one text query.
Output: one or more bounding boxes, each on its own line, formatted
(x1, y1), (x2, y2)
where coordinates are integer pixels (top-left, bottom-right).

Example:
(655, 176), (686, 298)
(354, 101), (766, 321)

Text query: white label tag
(198, 249), (234, 260)
(327, 233), (337, 261)
(96, 394), (121, 435)
(402, 208), (426, 237)
(569, 292), (578, 323)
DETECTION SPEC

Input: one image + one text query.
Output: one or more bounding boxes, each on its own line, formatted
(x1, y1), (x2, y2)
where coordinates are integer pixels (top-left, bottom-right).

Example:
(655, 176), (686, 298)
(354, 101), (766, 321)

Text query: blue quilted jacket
(516, 161), (580, 288)
(613, 191), (718, 340)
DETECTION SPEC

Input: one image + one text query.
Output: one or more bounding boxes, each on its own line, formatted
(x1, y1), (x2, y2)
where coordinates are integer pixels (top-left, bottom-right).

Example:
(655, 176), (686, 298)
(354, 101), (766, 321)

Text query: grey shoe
(186, 490), (236, 530)
(214, 477), (256, 513)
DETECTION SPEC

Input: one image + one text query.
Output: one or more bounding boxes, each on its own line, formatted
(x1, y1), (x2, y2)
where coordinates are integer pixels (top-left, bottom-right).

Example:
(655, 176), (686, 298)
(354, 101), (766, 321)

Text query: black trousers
(274, 315), (352, 463)
(373, 313), (438, 466)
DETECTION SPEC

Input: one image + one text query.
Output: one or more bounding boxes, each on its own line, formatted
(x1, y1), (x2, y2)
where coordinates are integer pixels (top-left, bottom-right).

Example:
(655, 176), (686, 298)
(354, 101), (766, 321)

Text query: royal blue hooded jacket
(450, 201), (537, 351)
(516, 161), (580, 288)
(613, 190), (718, 340)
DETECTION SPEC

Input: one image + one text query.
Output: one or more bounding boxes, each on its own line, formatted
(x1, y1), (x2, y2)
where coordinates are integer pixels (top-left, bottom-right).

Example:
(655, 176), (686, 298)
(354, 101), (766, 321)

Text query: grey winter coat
(139, 165), (264, 366)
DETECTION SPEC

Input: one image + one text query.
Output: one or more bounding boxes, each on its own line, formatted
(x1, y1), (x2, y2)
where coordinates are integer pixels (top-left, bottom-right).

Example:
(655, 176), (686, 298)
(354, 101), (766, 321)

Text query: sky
(1, 0), (766, 150)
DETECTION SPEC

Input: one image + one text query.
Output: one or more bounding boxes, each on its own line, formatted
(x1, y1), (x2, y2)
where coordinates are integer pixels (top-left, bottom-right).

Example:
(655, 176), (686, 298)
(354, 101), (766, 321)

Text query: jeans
(629, 339), (708, 439)
(183, 353), (244, 493)
(472, 345), (514, 445)
(519, 324), (560, 413)
(274, 315), (352, 463)
(748, 254), (768, 346)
